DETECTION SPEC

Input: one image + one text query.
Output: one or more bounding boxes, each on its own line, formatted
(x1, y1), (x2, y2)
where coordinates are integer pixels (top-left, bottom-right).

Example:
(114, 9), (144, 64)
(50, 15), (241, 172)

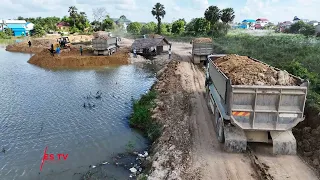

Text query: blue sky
(1, 0), (319, 23)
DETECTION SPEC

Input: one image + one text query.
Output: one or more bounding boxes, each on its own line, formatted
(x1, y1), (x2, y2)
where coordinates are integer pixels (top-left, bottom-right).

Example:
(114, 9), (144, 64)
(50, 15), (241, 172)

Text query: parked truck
(205, 54), (309, 155)
(192, 38), (213, 64)
(92, 37), (119, 56)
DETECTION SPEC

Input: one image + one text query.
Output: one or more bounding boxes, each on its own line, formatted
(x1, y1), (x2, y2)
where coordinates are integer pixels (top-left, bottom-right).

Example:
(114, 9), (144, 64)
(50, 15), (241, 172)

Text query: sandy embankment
(28, 47), (130, 68)
(5, 35), (93, 54)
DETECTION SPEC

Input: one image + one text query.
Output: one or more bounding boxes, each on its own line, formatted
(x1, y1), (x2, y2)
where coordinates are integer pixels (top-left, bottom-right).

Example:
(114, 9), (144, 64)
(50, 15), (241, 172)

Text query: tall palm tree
(151, 3), (166, 34)
(68, 6), (78, 27)
(220, 8), (235, 24)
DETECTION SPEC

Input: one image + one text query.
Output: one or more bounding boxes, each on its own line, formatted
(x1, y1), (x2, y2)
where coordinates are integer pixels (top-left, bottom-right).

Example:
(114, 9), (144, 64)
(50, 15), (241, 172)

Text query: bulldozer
(56, 36), (71, 49)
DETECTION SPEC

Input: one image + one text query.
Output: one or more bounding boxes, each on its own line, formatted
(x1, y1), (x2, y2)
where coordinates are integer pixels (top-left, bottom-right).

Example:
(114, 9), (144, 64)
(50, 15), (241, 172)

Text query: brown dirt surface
(28, 47), (130, 68)
(214, 54), (297, 86)
(193, 38), (212, 43)
(148, 59), (193, 180)
(5, 39), (56, 53)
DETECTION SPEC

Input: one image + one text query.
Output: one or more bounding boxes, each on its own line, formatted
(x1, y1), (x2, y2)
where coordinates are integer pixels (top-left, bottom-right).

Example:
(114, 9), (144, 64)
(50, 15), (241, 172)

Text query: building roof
(242, 19), (256, 23)
(57, 22), (70, 27)
(132, 37), (170, 50)
(6, 24), (26, 29)
(1, 20), (26, 24)
(256, 18), (268, 21)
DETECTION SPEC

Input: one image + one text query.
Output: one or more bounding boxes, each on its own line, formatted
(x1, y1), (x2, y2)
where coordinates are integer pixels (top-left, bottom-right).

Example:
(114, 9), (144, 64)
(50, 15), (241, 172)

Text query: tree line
(127, 3), (235, 37)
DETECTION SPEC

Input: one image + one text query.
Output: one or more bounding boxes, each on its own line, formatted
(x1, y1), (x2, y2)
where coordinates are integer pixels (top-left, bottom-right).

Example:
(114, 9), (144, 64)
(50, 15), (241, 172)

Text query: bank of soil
(5, 35), (93, 53)
(28, 47), (130, 68)
(214, 54), (297, 86)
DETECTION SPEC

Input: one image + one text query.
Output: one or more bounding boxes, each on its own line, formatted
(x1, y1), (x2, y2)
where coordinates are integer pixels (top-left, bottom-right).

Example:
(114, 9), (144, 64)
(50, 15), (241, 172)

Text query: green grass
(213, 33), (320, 116)
(130, 90), (162, 141)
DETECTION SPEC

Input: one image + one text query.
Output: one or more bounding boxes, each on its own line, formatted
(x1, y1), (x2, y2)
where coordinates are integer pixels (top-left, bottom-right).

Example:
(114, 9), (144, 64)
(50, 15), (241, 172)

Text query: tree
(93, 7), (107, 30)
(17, 16), (24, 20)
(204, 6), (221, 37)
(127, 22), (142, 34)
(289, 21), (315, 36)
(32, 24), (45, 37)
(141, 22), (157, 34)
(151, 3), (166, 34)
(220, 8), (235, 24)
(68, 6), (78, 27)
(5, 28), (14, 36)
(171, 19), (185, 34)
(102, 16), (115, 30)
(186, 18), (210, 36)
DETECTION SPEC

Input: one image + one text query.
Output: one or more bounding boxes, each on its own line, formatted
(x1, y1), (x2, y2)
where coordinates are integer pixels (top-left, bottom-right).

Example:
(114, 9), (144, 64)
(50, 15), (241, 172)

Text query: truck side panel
(207, 59), (228, 103)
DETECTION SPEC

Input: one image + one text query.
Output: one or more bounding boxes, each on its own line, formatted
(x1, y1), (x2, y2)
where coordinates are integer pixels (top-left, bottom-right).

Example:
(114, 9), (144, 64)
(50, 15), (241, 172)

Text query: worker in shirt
(133, 48), (137, 58)
(80, 46), (83, 56)
(168, 48), (172, 59)
(28, 41), (31, 47)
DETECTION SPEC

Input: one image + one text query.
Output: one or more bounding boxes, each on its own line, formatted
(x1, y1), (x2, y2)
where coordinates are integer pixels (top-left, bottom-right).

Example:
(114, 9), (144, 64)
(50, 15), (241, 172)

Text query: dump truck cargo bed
(205, 54), (309, 154)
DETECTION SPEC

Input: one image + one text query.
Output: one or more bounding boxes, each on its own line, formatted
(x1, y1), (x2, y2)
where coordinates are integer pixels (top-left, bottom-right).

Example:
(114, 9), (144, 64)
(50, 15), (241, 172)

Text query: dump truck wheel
(214, 105), (225, 143)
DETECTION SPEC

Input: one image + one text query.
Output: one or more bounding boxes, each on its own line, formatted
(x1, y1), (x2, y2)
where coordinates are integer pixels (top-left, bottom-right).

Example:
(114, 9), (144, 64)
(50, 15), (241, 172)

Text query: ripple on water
(0, 48), (155, 179)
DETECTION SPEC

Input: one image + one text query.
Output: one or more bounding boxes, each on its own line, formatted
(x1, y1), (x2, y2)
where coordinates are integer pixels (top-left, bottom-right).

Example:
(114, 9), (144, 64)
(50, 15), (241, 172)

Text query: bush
(130, 90), (161, 141)
(0, 32), (10, 39)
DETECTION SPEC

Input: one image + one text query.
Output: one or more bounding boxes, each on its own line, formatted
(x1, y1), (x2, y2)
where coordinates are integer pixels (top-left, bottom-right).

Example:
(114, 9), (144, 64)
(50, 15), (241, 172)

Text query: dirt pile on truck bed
(28, 47), (130, 68)
(214, 54), (297, 86)
(193, 38), (212, 43)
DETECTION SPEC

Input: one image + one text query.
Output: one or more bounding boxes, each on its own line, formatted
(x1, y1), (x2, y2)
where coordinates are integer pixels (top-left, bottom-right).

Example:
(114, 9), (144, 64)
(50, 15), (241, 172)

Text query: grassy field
(213, 33), (320, 127)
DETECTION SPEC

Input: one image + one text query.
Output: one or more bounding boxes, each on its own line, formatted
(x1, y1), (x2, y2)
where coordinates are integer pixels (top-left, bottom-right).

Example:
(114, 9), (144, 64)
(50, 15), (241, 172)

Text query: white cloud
(0, 0), (319, 24)
(237, 0), (320, 23)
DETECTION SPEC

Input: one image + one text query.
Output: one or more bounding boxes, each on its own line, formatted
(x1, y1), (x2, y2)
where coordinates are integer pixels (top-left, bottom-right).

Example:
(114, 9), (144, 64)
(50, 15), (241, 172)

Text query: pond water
(0, 48), (156, 180)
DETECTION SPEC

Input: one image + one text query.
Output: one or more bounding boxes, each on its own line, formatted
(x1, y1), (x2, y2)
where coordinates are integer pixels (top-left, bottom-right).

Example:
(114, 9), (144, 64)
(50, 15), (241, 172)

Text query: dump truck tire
(214, 105), (225, 143)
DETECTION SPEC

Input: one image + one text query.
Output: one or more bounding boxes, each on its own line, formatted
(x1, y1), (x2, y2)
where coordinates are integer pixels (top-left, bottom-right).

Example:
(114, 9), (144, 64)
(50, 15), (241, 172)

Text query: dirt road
(170, 42), (319, 180)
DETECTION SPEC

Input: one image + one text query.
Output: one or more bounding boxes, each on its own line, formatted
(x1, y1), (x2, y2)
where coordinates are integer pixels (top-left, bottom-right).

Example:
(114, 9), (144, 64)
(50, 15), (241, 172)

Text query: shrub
(130, 90), (161, 141)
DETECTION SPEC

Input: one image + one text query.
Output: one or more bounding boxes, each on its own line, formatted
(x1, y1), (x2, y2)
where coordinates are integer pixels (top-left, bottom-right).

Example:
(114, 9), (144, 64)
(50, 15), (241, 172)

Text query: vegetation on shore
(213, 34), (320, 123)
(130, 90), (161, 142)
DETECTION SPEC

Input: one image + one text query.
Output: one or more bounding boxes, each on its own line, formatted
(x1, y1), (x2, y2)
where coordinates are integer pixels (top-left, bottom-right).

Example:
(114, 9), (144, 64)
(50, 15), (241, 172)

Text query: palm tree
(151, 3), (166, 34)
(68, 6), (78, 27)
(220, 8), (235, 24)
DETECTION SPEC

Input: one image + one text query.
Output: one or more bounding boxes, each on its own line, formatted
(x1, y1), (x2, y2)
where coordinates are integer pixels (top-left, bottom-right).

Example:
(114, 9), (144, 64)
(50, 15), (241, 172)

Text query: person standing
(133, 48), (137, 58)
(49, 44), (54, 56)
(56, 46), (61, 56)
(168, 48), (172, 59)
(80, 46), (83, 56)
(28, 41), (31, 47)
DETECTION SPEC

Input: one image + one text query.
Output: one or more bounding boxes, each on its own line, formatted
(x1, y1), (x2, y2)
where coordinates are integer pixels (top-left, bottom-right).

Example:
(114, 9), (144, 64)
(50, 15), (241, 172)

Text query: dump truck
(192, 38), (213, 64)
(92, 37), (119, 56)
(92, 31), (120, 56)
(205, 54), (309, 155)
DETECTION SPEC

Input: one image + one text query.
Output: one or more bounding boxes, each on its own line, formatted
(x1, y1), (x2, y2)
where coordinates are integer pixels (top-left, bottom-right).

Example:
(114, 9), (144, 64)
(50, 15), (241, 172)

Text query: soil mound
(28, 48), (130, 68)
(6, 39), (56, 53)
(193, 38), (212, 43)
(214, 54), (297, 86)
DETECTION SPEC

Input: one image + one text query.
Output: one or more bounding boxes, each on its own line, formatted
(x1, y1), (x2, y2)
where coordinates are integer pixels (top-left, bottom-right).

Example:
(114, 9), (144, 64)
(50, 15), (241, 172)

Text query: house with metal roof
(256, 18), (269, 28)
(132, 36), (170, 55)
(0, 20), (27, 36)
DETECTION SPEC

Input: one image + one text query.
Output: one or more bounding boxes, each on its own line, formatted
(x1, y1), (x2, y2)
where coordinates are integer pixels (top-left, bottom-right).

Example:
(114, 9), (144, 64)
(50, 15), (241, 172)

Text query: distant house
(131, 36), (170, 55)
(293, 16), (309, 24)
(56, 22), (70, 31)
(278, 21), (292, 32)
(256, 18), (269, 27)
(308, 21), (319, 26)
(241, 19), (256, 29)
(25, 22), (34, 36)
(111, 17), (131, 32)
(0, 20), (27, 36)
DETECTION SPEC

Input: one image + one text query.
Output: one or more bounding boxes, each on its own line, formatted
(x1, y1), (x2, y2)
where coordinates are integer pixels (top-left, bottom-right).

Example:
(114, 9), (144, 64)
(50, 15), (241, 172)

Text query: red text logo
(40, 146), (69, 171)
